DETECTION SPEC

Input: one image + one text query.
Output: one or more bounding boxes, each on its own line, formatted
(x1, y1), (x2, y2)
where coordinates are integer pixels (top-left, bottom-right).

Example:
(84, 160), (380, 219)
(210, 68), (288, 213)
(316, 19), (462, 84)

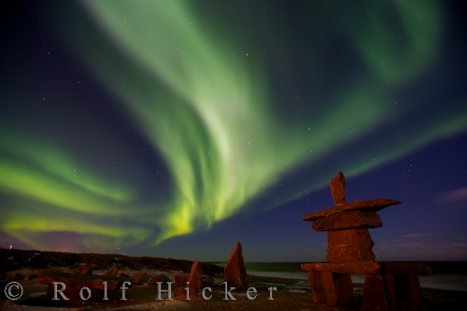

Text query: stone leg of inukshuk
(361, 263), (431, 311)
(307, 271), (353, 306)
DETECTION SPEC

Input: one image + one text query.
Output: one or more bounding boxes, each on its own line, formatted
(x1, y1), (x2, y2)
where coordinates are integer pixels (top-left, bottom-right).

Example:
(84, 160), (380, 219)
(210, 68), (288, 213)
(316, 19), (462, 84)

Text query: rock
(118, 272), (130, 280)
(72, 264), (92, 275)
(312, 211), (382, 231)
(145, 273), (171, 285)
(174, 286), (186, 299)
(174, 274), (188, 286)
(362, 274), (389, 311)
(187, 261), (202, 294)
(307, 271), (353, 306)
(37, 269), (63, 284)
(104, 264), (119, 277)
(330, 171), (346, 204)
(301, 261), (380, 274)
(146, 275), (160, 286)
(327, 229), (375, 263)
(224, 242), (248, 290)
(131, 272), (150, 285)
(27, 270), (40, 280)
(303, 199), (400, 221)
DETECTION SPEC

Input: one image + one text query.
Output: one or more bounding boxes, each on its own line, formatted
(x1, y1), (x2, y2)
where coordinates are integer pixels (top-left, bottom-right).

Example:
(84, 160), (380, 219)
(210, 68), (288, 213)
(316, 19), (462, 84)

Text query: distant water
(239, 262), (467, 292)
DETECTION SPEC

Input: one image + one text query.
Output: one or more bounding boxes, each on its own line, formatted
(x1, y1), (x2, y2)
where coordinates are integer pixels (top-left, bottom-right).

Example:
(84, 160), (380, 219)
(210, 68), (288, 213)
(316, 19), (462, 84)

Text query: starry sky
(0, 0), (466, 261)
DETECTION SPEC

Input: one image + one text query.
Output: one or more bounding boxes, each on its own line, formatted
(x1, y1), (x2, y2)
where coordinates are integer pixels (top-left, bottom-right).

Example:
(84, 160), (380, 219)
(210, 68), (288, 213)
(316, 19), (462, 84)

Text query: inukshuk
(301, 172), (431, 310)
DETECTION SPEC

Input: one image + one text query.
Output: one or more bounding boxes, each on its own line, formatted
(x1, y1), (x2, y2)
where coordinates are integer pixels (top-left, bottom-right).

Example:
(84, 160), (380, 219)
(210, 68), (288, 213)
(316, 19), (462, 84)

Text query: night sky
(1, 0), (466, 262)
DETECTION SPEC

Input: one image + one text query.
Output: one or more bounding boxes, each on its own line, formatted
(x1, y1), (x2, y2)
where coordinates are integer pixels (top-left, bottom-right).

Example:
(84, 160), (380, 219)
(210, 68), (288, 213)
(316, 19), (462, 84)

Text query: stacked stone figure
(301, 172), (431, 310)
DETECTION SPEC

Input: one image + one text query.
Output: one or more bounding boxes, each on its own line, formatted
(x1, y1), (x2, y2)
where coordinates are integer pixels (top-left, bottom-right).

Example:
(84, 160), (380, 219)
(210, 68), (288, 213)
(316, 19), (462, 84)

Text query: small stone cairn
(301, 172), (431, 310)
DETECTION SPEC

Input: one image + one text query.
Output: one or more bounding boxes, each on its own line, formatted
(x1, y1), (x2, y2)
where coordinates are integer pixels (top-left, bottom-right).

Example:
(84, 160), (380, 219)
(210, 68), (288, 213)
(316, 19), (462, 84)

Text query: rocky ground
(1, 249), (465, 310)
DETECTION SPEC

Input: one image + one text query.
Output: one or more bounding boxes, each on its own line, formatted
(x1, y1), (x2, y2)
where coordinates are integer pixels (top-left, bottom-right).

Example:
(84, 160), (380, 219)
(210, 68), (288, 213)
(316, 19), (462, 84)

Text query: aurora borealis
(1, 0), (466, 260)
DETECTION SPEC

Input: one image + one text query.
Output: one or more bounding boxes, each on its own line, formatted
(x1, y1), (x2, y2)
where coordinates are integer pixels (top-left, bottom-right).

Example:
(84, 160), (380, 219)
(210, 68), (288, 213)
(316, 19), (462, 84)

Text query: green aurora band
(1, 0), (466, 250)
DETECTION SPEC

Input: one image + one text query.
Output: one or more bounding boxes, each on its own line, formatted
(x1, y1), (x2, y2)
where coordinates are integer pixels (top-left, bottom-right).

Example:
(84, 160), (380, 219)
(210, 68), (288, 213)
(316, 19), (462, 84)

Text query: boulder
(130, 272), (150, 285)
(224, 242), (248, 290)
(146, 274), (170, 285)
(104, 264), (119, 277)
(174, 274), (188, 286)
(72, 264), (92, 275)
(118, 272), (130, 280)
(174, 286), (186, 299)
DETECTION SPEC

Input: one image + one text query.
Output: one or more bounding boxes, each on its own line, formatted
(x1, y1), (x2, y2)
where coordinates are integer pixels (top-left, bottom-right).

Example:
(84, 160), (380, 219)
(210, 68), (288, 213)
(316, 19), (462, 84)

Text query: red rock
(307, 271), (352, 306)
(118, 272), (130, 280)
(146, 273), (171, 285)
(72, 264), (92, 275)
(327, 229), (375, 263)
(312, 211), (382, 231)
(330, 172), (346, 204)
(188, 261), (202, 294)
(37, 269), (62, 284)
(104, 264), (119, 276)
(131, 272), (150, 285)
(146, 274), (160, 286)
(303, 198), (400, 221)
(174, 286), (186, 299)
(301, 261), (380, 274)
(224, 242), (248, 290)
(174, 274), (188, 286)
(362, 274), (389, 311)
